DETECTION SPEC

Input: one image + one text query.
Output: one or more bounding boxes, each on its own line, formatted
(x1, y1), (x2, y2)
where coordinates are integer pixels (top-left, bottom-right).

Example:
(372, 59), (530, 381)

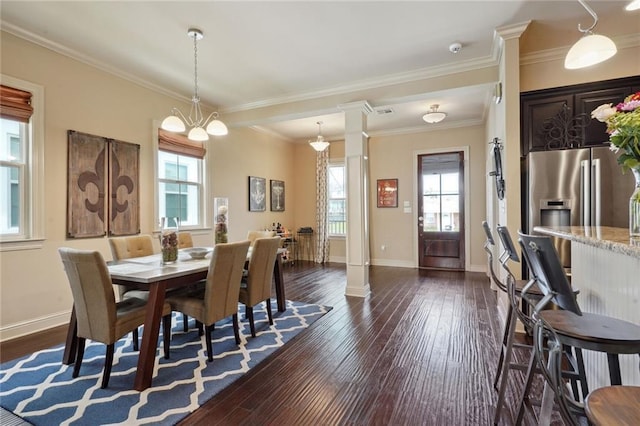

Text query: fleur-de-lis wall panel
(67, 130), (139, 238)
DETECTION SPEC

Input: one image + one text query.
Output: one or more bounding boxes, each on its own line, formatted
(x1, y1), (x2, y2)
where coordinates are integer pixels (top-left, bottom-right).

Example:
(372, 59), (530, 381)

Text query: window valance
(1, 84), (33, 123)
(158, 129), (206, 159)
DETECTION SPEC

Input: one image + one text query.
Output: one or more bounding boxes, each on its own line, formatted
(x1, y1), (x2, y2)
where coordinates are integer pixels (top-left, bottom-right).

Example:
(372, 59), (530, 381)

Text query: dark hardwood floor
(1, 263), (558, 425)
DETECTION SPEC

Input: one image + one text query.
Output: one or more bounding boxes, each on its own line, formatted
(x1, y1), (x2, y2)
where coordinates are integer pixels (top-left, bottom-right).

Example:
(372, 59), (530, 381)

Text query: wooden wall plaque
(67, 130), (139, 238)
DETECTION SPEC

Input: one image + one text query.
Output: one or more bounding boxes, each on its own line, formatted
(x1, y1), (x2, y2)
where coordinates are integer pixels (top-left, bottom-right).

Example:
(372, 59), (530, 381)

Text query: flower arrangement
(591, 91), (640, 172)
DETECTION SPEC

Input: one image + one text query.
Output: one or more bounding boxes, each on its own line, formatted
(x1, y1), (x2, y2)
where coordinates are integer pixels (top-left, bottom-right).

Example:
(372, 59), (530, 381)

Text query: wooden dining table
(62, 247), (287, 391)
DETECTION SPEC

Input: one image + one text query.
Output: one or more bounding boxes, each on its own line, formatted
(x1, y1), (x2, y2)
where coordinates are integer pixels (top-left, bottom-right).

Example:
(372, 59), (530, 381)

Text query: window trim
(153, 125), (209, 232)
(0, 75), (45, 250)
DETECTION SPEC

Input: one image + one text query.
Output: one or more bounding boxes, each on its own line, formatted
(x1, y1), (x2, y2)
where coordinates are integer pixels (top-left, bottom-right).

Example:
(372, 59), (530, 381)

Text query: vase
(631, 168), (640, 242)
(159, 217), (179, 264)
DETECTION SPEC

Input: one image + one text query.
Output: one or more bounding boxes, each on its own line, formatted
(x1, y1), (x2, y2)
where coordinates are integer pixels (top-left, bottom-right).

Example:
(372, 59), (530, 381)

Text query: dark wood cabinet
(575, 87), (632, 147)
(520, 76), (640, 157)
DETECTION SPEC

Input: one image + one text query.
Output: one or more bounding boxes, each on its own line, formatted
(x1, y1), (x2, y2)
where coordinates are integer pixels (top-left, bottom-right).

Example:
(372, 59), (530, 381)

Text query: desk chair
(519, 232), (640, 425)
(239, 237), (280, 337)
(59, 248), (171, 388)
(166, 240), (250, 362)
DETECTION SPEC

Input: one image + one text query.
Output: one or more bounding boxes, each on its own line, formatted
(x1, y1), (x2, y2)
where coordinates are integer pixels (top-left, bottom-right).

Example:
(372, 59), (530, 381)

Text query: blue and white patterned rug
(0, 300), (331, 425)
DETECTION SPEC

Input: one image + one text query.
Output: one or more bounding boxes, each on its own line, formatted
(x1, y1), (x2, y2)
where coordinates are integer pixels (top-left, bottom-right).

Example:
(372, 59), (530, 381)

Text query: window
(0, 78), (44, 246)
(157, 129), (206, 229)
(327, 164), (346, 236)
(422, 172), (460, 232)
(157, 152), (202, 228)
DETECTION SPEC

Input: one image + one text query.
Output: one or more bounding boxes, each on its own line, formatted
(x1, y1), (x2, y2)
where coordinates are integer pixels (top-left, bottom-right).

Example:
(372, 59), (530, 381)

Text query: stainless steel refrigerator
(526, 146), (636, 270)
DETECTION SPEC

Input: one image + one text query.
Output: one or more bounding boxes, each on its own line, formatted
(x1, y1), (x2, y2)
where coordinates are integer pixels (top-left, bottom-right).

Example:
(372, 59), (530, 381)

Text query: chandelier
(564, 0), (617, 69)
(309, 121), (330, 152)
(161, 28), (228, 141)
(423, 104), (447, 123)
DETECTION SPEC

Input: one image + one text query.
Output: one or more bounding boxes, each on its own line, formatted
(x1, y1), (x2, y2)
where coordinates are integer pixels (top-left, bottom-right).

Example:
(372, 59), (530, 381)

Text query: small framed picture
(270, 180), (285, 212)
(377, 178), (398, 208)
(248, 176), (266, 212)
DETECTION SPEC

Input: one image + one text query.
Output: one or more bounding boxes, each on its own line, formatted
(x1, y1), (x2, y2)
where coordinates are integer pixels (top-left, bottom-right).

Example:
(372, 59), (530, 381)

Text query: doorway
(417, 151), (465, 270)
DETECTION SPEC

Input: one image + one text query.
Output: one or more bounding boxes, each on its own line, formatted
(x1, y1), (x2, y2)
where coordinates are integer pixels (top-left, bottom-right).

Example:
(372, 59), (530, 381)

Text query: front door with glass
(417, 152), (465, 270)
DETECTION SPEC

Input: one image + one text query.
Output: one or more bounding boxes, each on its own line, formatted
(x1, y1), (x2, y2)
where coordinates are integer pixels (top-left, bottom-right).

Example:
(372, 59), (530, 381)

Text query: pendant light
(564, 0), (617, 70)
(309, 121), (330, 152)
(161, 28), (228, 141)
(422, 104), (447, 124)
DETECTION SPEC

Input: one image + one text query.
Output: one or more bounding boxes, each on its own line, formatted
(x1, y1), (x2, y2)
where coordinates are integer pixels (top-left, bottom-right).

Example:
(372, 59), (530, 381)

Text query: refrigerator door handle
(581, 159), (590, 226)
(592, 158), (601, 226)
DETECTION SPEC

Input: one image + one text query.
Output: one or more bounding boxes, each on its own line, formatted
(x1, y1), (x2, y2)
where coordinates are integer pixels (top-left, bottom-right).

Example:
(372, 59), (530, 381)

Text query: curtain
(0, 84), (33, 123)
(314, 147), (330, 263)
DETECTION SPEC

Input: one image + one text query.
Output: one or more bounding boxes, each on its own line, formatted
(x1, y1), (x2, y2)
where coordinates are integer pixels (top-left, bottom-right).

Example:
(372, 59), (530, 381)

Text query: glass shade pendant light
(422, 104), (447, 124)
(161, 28), (228, 141)
(309, 121), (330, 152)
(564, 0), (617, 69)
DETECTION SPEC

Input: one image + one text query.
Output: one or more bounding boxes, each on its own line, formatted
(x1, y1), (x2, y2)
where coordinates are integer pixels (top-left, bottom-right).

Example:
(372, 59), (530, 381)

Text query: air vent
(375, 107), (394, 115)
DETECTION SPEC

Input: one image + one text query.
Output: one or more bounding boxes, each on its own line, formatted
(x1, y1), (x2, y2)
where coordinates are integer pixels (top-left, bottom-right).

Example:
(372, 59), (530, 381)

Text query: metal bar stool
(519, 232), (640, 425)
(491, 225), (584, 425)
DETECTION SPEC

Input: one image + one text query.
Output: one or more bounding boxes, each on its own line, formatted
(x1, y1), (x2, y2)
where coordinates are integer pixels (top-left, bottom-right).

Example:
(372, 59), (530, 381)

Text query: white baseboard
(0, 310), (71, 342)
(369, 258), (415, 268)
(467, 263), (486, 273)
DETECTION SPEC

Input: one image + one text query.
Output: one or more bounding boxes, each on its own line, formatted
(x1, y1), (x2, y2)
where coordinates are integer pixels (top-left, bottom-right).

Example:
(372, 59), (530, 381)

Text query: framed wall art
(270, 180), (285, 212)
(67, 130), (139, 238)
(377, 178), (398, 208)
(248, 176), (267, 212)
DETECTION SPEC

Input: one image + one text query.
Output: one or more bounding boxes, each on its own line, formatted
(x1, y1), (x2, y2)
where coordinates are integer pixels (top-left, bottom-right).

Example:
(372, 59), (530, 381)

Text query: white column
(339, 101), (373, 298)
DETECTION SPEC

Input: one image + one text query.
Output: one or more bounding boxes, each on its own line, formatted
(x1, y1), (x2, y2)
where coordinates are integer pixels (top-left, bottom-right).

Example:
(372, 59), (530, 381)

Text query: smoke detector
(449, 42), (462, 54)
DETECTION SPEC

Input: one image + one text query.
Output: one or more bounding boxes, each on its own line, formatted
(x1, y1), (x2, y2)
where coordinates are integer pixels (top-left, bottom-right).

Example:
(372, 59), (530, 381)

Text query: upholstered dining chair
(239, 237), (281, 338)
(108, 234), (156, 348)
(58, 247), (172, 388)
(165, 240), (250, 362)
(178, 232), (194, 249)
(246, 230), (276, 247)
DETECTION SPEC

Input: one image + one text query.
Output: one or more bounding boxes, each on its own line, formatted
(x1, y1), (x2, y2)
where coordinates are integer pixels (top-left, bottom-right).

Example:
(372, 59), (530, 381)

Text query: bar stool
(519, 232), (640, 425)
(491, 225), (583, 425)
(584, 385), (640, 425)
(482, 222), (540, 390)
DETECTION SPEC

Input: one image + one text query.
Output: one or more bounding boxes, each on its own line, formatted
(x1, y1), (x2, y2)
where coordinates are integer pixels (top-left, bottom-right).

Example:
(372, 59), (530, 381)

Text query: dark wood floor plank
(2, 262), (562, 425)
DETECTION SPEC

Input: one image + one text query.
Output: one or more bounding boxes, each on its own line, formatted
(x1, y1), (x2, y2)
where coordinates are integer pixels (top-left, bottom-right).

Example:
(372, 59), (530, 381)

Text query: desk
(62, 248), (286, 391)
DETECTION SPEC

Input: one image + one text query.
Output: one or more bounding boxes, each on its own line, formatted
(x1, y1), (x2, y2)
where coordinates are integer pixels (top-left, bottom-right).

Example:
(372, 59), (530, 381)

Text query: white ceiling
(1, 1), (637, 142)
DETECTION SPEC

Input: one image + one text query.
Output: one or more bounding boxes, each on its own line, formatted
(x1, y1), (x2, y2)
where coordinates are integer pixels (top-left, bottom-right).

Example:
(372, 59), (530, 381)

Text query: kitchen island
(533, 226), (640, 388)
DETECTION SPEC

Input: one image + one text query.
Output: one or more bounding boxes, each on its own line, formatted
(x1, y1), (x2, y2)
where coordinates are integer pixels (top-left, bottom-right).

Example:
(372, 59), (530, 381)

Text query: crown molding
(222, 55), (499, 114)
(520, 32), (640, 66)
(0, 21), (211, 108)
(367, 118), (485, 139)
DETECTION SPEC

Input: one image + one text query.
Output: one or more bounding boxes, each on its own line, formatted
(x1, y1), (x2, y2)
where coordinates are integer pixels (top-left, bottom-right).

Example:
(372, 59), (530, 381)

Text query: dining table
(62, 247), (287, 391)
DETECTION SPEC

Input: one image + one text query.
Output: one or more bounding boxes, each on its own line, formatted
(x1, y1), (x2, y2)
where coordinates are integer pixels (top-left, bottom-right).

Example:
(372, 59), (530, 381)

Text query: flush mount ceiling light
(564, 0), (617, 70)
(309, 121), (330, 152)
(422, 104), (447, 124)
(161, 28), (228, 141)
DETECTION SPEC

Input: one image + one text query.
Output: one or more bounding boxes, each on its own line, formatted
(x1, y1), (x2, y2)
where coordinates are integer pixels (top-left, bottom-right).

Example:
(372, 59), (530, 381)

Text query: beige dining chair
(178, 232), (194, 249)
(246, 230), (276, 247)
(239, 237), (281, 337)
(165, 240), (251, 362)
(58, 247), (172, 388)
(108, 234), (156, 348)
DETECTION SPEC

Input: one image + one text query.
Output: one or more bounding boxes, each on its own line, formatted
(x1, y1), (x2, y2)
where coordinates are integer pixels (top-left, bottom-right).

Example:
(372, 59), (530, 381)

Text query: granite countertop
(533, 226), (640, 259)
